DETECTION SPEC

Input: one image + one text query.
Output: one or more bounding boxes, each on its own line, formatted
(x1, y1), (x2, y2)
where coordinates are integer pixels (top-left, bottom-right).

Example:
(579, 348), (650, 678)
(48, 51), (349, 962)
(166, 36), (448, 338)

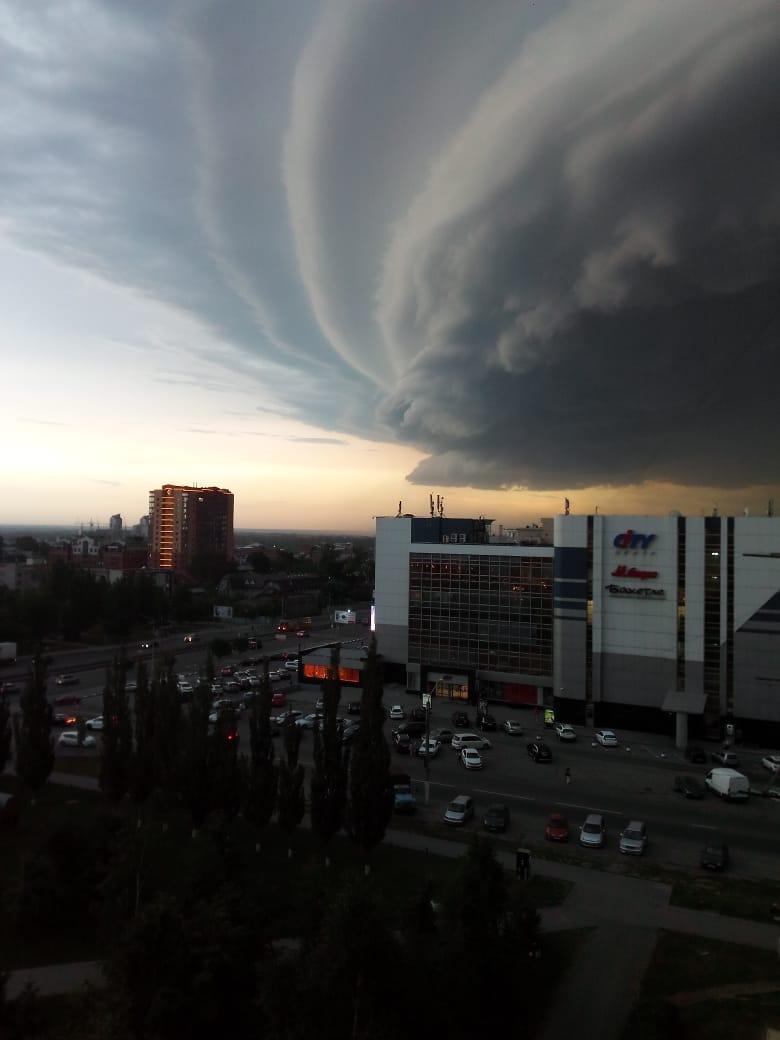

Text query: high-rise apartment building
(148, 484), (234, 573)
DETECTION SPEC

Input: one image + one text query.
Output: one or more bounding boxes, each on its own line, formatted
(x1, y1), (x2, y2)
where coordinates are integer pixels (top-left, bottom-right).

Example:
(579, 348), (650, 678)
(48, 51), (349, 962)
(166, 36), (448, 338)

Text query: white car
(461, 748), (483, 770)
(762, 754), (780, 773)
(595, 729), (619, 747)
(388, 705), (405, 720)
(274, 710), (303, 726)
(58, 731), (97, 748)
(451, 732), (492, 751)
(417, 738), (441, 758)
(85, 716), (104, 731)
(295, 713), (323, 730)
(284, 658), (299, 670)
(555, 724), (577, 742)
(501, 719), (524, 736)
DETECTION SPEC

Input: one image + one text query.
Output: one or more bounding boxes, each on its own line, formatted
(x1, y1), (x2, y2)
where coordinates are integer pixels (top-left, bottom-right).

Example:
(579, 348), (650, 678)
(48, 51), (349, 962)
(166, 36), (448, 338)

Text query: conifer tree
(277, 716), (305, 853)
(99, 656), (134, 803)
(13, 650), (54, 802)
(243, 661), (277, 842)
(309, 646), (348, 856)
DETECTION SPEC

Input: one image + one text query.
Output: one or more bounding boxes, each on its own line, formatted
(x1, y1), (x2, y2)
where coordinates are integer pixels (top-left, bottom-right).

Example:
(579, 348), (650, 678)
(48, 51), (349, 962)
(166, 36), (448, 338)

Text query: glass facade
(408, 552), (553, 674)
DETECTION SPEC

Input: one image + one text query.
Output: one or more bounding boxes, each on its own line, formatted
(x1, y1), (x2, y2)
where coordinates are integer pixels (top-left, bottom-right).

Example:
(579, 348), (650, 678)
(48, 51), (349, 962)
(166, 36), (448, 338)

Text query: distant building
(148, 484), (234, 573)
(109, 513), (123, 536)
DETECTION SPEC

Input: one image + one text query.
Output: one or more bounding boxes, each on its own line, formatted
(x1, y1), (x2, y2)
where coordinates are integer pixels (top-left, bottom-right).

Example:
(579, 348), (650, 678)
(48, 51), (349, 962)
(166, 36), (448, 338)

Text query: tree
(242, 663), (277, 843)
(208, 708), (243, 821)
(13, 650), (54, 802)
(100, 657), (135, 804)
(129, 662), (155, 814)
(0, 692), (11, 776)
(247, 550), (271, 574)
(277, 717), (305, 853)
(346, 636), (392, 860)
(179, 684), (212, 833)
(309, 646), (348, 859)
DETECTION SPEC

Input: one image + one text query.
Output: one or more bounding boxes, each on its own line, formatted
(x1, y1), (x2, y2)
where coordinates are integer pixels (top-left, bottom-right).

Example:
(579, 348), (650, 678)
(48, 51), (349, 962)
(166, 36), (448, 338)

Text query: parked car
(527, 741), (552, 762)
(483, 803), (510, 833)
(619, 820), (648, 856)
(711, 748), (740, 767)
(347, 701), (362, 715)
(594, 729), (618, 747)
(85, 716), (104, 731)
(55, 674), (79, 686)
(271, 691), (286, 708)
(555, 723), (577, 742)
(393, 732), (412, 754)
(684, 745), (707, 764)
(270, 669), (291, 682)
(673, 775), (705, 799)
(409, 707), (428, 723)
(389, 705), (405, 720)
(762, 755), (780, 773)
(501, 719), (524, 736)
(545, 813), (570, 842)
(451, 732), (492, 751)
(461, 748), (484, 770)
(579, 813), (606, 848)
(431, 728), (454, 744)
(220, 665), (235, 677)
(295, 713), (323, 730)
(58, 731), (97, 748)
(54, 693), (81, 706)
(476, 712), (497, 731)
(700, 838), (729, 871)
(443, 795), (474, 825)
(451, 711), (470, 728)
(0, 681), (20, 695)
(274, 710), (302, 726)
(395, 721), (427, 739)
(417, 738), (441, 758)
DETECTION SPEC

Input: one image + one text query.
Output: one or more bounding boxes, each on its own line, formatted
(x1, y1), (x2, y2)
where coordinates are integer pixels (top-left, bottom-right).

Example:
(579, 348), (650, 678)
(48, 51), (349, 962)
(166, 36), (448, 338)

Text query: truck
(704, 767), (750, 801)
(388, 772), (416, 814)
(0, 642), (17, 665)
(333, 609), (356, 625)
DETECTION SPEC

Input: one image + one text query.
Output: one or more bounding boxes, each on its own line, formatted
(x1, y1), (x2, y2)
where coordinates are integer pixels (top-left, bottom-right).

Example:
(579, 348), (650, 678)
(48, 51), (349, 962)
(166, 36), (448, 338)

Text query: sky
(1, 0), (779, 535)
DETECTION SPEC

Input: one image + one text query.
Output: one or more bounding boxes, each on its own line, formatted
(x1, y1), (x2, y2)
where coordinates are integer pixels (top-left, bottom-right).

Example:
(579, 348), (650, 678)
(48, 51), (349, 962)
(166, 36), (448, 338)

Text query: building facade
(374, 516), (555, 708)
(148, 485), (234, 573)
(374, 511), (780, 745)
(555, 513), (780, 746)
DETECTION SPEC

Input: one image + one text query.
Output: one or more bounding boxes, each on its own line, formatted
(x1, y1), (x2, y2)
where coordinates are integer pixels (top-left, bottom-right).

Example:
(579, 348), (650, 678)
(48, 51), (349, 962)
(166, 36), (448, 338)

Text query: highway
(3, 625), (779, 879)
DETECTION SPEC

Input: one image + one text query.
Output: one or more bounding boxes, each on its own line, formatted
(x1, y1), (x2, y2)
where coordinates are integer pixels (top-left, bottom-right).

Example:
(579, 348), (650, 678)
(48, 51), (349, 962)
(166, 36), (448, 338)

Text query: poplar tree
(243, 661), (278, 843)
(346, 637), (392, 859)
(277, 717), (305, 854)
(0, 692), (12, 775)
(99, 656), (134, 803)
(13, 650), (54, 802)
(129, 661), (155, 814)
(309, 646), (348, 857)
(180, 683), (212, 833)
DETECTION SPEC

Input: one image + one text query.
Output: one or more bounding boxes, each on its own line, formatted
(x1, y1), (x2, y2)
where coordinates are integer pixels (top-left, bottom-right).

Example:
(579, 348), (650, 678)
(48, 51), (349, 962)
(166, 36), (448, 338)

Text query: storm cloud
(2, 0), (778, 495)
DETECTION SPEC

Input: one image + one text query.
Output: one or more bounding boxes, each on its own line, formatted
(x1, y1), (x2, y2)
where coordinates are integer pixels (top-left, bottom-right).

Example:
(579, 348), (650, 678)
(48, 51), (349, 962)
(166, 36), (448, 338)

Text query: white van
(704, 768), (750, 800)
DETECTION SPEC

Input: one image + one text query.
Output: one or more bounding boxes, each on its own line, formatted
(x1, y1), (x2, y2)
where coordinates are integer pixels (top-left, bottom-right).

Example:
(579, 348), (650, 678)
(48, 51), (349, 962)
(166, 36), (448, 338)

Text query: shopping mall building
(373, 512), (780, 747)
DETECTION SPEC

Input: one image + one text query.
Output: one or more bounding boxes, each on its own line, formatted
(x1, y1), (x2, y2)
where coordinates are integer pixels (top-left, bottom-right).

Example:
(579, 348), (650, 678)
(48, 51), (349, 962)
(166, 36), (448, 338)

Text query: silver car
(579, 813), (606, 848)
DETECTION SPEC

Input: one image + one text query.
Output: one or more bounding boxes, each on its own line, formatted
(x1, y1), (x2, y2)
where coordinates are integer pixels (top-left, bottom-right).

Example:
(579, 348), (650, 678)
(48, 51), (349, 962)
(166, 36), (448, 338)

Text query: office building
(374, 511), (780, 746)
(148, 484), (234, 574)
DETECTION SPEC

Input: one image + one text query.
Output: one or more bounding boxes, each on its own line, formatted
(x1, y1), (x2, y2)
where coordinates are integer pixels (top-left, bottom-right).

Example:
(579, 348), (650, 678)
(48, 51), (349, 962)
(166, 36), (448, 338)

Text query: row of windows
(408, 553), (553, 675)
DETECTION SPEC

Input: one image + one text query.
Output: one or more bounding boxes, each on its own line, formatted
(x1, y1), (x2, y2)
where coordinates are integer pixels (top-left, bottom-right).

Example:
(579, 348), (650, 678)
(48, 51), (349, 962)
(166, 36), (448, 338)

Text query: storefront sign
(613, 530), (656, 550)
(605, 584), (665, 598)
(611, 565), (659, 580)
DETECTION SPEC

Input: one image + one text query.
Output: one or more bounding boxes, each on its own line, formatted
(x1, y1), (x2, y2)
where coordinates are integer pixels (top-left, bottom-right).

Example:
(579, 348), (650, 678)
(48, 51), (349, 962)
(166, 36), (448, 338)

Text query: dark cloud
(1, 0), (778, 499)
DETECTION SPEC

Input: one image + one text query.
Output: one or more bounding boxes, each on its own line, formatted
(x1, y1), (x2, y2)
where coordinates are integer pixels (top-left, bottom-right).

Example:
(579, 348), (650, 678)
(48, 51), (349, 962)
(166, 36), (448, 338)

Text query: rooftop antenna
(564, 497), (570, 515)
(397, 500), (402, 518)
(430, 493), (435, 518)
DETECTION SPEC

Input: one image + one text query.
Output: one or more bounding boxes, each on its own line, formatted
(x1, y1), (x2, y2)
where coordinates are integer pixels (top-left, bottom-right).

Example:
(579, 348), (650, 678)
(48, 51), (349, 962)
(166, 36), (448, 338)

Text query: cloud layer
(2, 0), (778, 496)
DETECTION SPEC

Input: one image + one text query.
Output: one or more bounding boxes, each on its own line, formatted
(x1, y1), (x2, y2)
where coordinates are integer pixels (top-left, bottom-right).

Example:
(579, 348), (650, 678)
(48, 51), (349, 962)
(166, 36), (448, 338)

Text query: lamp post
(423, 690), (432, 805)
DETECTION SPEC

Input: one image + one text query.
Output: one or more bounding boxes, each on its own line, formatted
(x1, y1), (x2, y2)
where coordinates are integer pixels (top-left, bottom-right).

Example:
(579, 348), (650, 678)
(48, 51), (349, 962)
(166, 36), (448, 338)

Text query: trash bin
(516, 848), (531, 880)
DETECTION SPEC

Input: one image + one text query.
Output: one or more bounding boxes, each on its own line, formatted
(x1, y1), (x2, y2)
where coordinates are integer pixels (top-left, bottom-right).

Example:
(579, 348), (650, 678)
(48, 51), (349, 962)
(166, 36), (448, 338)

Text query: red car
(54, 693), (82, 706)
(271, 691), (286, 708)
(545, 813), (570, 842)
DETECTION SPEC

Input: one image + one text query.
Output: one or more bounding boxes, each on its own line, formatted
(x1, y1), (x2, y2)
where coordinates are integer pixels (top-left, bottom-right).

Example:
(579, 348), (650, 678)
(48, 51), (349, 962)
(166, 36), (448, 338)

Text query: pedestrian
(565, 767), (571, 785)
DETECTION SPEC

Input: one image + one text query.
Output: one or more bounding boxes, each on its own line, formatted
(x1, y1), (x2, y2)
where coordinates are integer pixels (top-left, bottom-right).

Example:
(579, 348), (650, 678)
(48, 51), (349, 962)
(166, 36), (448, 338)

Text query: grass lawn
(623, 930), (780, 1040)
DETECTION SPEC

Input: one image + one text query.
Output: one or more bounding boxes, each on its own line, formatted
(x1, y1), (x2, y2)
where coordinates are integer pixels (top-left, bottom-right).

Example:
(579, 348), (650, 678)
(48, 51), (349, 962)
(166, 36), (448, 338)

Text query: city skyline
(2, 2), (778, 533)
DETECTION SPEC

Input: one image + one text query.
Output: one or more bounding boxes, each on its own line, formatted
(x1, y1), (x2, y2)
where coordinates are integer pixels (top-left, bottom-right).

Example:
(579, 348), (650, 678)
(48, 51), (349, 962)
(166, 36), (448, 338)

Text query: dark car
(452, 711), (470, 728)
(409, 707), (428, 723)
(673, 775), (705, 799)
(347, 701), (362, 715)
(393, 732), (411, 754)
(0, 680), (20, 696)
(476, 713), (497, 732)
(684, 746), (707, 764)
(527, 741), (552, 762)
(700, 838), (729, 871)
(395, 721), (427, 738)
(483, 802), (510, 833)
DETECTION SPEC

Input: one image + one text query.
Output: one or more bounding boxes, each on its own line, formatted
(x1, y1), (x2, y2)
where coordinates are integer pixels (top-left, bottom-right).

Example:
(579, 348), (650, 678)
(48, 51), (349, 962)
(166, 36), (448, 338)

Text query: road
(5, 632), (779, 879)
